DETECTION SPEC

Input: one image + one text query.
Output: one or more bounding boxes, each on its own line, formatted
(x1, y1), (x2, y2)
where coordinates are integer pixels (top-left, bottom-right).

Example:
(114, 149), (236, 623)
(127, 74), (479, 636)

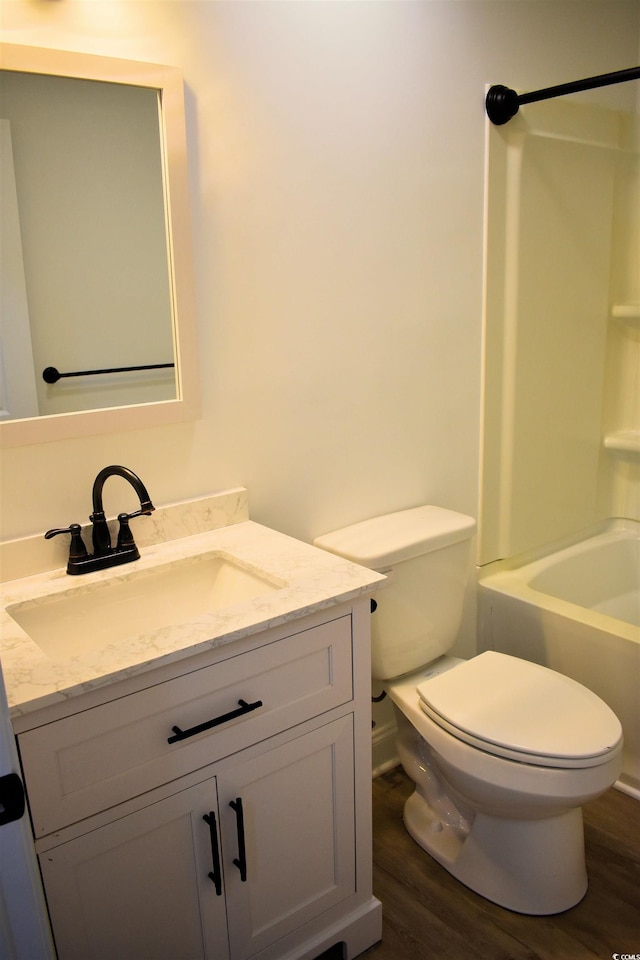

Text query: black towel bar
(43, 363), (174, 384)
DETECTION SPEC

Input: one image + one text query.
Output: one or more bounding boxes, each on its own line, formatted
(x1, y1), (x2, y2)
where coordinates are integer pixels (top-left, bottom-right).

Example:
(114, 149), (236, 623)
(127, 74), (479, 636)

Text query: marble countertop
(1, 520), (384, 719)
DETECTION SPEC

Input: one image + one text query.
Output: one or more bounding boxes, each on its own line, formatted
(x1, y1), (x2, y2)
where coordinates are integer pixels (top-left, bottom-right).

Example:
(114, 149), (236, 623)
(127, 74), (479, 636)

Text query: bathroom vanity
(0, 491), (385, 960)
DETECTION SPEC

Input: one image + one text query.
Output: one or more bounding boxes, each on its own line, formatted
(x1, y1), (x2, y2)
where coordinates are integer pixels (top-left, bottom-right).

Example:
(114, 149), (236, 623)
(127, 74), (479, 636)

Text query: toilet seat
(417, 652), (622, 769)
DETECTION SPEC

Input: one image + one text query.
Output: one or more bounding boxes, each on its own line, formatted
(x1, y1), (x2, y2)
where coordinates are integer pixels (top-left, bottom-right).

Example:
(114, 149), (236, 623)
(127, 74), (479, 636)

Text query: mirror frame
(0, 43), (200, 447)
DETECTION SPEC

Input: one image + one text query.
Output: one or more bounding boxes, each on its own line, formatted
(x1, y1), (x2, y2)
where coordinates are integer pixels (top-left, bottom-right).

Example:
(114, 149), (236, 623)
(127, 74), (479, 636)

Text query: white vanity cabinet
(14, 602), (381, 960)
(38, 773), (230, 960)
(37, 715), (354, 960)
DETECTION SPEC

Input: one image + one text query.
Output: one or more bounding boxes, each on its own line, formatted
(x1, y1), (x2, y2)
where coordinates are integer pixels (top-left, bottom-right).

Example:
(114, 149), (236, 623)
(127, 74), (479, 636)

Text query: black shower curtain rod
(486, 65), (640, 125)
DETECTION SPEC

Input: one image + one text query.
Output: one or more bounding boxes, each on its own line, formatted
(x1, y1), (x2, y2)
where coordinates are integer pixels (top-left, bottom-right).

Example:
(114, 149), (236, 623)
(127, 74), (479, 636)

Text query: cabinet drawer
(19, 615), (353, 837)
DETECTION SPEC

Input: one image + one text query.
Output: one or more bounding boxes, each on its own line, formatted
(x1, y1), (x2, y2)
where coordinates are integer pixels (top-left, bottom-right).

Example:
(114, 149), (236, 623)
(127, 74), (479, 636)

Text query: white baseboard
(615, 778), (640, 802)
(371, 720), (399, 779)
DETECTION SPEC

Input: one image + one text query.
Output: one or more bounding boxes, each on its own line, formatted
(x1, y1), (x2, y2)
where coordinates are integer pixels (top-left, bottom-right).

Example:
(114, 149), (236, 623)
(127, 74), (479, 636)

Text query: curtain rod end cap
(486, 85), (520, 125)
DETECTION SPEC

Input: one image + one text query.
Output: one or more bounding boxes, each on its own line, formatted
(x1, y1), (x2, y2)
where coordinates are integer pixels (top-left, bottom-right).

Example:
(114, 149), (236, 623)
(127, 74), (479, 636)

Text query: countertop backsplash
(0, 487), (249, 583)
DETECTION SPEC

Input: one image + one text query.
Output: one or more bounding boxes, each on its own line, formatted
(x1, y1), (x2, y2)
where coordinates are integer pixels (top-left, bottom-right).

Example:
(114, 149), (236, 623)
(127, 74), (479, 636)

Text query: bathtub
(477, 519), (640, 798)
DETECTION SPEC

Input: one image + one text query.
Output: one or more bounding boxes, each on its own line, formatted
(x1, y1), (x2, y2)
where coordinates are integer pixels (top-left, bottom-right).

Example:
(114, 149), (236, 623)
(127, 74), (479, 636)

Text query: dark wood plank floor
(363, 766), (639, 960)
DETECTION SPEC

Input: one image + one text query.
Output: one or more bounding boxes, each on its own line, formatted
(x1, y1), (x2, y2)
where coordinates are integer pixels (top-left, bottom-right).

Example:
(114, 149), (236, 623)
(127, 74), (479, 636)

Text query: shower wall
(479, 98), (639, 565)
(599, 112), (640, 525)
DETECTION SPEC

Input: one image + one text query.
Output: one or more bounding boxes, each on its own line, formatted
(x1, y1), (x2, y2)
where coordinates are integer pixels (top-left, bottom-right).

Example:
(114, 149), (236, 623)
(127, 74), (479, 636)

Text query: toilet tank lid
(313, 505), (476, 568)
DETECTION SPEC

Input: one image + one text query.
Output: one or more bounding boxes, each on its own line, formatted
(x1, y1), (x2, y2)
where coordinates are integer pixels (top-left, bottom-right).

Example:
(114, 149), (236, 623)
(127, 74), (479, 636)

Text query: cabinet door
(220, 716), (355, 960)
(39, 778), (230, 960)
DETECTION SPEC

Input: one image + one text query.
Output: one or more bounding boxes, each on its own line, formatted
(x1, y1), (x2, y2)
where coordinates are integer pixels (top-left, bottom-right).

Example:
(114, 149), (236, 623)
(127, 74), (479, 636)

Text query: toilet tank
(314, 506), (476, 680)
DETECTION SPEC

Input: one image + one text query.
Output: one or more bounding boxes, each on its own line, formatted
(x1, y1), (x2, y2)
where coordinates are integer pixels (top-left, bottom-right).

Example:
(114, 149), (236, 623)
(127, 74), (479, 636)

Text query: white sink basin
(7, 553), (285, 661)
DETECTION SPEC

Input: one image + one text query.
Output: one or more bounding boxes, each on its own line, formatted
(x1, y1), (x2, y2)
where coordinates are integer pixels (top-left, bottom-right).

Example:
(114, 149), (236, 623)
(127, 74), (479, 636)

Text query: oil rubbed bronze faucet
(45, 465), (155, 575)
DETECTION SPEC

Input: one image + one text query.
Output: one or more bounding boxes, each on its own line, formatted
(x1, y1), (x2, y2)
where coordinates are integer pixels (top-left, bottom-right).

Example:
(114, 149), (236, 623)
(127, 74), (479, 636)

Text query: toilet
(314, 505), (623, 915)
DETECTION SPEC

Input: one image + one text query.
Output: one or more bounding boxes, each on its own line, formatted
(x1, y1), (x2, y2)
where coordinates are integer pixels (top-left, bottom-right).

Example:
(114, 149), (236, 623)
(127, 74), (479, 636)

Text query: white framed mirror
(0, 44), (199, 446)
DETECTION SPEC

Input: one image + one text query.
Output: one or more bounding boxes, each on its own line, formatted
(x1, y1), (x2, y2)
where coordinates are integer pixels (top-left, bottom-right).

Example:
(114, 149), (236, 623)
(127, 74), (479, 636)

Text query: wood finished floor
(362, 767), (639, 960)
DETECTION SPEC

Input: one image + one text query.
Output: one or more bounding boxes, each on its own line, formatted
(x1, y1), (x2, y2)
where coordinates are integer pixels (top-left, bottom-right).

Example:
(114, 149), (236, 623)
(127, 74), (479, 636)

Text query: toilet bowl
(388, 653), (622, 914)
(314, 506), (624, 915)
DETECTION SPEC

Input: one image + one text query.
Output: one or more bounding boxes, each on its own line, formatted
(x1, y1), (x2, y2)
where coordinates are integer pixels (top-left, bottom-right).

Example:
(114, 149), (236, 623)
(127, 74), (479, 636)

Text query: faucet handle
(45, 524), (89, 561)
(116, 512), (143, 553)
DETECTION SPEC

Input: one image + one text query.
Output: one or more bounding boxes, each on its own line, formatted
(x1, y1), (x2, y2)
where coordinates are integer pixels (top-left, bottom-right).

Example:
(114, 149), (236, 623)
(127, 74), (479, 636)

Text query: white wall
(1, 2), (638, 628)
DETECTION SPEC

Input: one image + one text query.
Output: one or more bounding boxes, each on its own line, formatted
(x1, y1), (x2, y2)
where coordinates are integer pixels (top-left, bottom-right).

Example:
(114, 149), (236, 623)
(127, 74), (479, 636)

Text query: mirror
(0, 44), (199, 446)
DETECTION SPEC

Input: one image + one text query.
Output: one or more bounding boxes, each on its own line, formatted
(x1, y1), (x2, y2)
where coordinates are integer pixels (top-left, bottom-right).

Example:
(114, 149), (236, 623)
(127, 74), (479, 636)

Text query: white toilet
(314, 505), (623, 915)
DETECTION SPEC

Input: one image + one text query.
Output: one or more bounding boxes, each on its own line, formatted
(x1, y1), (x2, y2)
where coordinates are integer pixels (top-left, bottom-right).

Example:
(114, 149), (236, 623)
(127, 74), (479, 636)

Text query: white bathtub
(477, 519), (640, 798)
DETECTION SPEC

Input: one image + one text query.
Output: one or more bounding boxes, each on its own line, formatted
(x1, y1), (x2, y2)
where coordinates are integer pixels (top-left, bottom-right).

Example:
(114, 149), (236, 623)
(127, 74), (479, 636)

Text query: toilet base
(403, 789), (588, 915)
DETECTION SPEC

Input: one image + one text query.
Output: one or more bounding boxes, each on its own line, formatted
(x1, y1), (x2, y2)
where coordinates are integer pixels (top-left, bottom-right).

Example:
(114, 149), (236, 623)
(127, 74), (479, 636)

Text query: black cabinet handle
(230, 798), (247, 882)
(202, 812), (223, 896)
(168, 699), (263, 744)
(0, 773), (25, 826)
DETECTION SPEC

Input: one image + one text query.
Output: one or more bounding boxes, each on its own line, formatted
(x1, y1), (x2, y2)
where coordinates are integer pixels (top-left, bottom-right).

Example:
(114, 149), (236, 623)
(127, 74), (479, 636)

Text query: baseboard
(372, 720), (399, 779)
(614, 778), (640, 802)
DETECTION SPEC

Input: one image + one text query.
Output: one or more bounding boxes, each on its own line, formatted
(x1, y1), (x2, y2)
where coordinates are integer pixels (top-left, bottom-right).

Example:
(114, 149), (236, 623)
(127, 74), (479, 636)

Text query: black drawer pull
(168, 698), (263, 744)
(230, 797), (247, 882)
(202, 812), (223, 896)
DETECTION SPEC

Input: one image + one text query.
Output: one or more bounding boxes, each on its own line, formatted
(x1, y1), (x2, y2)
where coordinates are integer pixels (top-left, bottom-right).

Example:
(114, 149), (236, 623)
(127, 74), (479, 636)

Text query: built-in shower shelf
(611, 304), (640, 325)
(604, 430), (640, 455)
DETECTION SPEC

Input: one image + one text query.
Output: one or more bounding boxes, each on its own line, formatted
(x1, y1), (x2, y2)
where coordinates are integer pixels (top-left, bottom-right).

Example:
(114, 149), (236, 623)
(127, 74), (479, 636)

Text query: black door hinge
(0, 773), (26, 826)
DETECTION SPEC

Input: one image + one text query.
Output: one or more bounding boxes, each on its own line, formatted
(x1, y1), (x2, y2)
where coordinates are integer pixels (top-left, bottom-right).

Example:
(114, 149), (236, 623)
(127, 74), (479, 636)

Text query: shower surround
(479, 94), (639, 797)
